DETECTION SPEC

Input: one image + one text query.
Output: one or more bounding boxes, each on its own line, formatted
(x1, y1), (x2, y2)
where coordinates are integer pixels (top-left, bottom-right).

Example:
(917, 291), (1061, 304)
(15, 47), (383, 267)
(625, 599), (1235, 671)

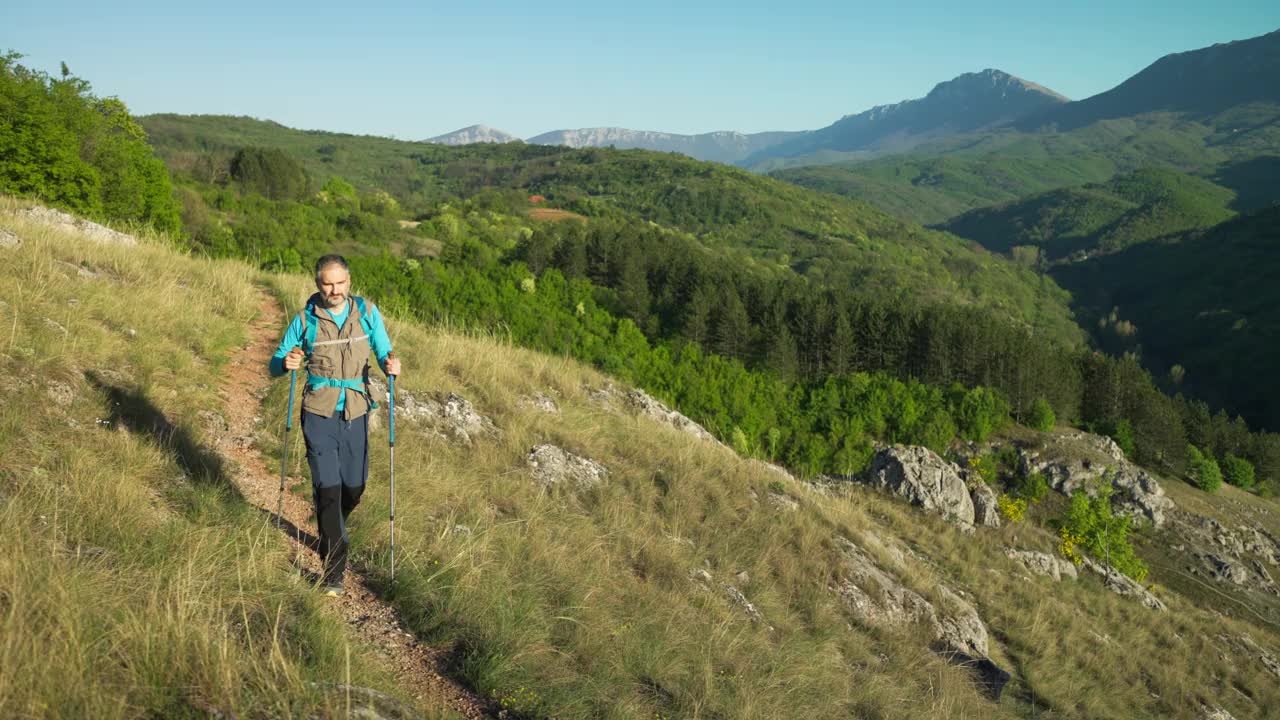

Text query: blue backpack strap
(353, 296), (376, 338)
(300, 306), (319, 357)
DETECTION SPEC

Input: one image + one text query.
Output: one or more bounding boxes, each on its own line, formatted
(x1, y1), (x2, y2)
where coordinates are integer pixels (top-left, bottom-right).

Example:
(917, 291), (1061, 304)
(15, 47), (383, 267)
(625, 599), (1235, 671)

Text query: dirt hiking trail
(217, 290), (493, 719)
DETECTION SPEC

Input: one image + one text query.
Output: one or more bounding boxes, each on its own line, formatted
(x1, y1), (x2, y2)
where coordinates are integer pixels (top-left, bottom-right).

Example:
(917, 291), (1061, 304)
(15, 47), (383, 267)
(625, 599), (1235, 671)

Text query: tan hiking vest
(300, 295), (375, 420)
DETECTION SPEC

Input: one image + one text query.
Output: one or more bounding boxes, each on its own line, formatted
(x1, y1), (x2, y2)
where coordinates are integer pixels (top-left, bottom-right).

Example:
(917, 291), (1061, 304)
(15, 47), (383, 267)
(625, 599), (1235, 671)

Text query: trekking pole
(387, 353), (397, 583)
(278, 367), (297, 529)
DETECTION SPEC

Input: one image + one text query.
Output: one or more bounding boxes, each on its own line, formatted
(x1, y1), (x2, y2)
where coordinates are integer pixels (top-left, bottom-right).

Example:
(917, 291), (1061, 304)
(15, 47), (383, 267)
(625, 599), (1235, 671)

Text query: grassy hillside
(8, 197), (1280, 719)
(940, 167), (1237, 262)
(773, 109), (1280, 226)
(1052, 205), (1280, 431)
(0, 198), (454, 719)
(140, 114), (1085, 346)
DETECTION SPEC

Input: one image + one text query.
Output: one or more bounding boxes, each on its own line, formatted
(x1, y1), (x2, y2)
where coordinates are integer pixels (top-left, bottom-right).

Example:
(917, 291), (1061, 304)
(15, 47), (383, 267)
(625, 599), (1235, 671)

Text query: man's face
(316, 265), (351, 309)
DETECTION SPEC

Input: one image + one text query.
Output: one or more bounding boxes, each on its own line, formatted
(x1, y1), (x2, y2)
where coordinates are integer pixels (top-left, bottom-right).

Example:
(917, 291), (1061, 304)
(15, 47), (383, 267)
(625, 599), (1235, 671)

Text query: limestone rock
(723, 584), (770, 629)
(517, 392), (560, 413)
(370, 382), (499, 445)
(46, 381), (74, 408)
(832, 537), (991, 656)
(587, 383), (719, 443)
(1204, 554), (1249, 585)
(934, 586), (989, 657)
(18, 205), (137, 246)
(767, 491), (799, 511)
(1199, 705), (1237, 720)
(1082, 558), (1167, 611)
(862, 446), (975, 528)
(1018, 430), (1174, 527)
(0, 228), (19, 248)
(971, 482), (1001, 528)
(1005, 549), (1078, 581)
(527, 444), (608, 490)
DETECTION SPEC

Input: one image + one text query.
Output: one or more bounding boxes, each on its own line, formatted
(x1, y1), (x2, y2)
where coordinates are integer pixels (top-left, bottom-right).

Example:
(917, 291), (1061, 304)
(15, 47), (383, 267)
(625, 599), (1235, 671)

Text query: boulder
(862, 446), (975, 528)
(0, 228), (19, 248)
(970, 482), (1001, 528)
(1005, 549), (1079, 581)
(1082, 558), (1167, 611)
(527, 444), (609, 490)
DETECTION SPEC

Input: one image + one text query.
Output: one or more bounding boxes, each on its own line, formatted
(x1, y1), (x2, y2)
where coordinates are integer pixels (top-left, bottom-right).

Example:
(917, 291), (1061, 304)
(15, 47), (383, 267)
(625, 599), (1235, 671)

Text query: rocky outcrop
(831, 535), (1009, 697)
(971, 482), (1001, 528)
(17, 205), (137, 245)
(370, 382), (499, 445)
(0, 228), (19, 248)
(517, 392), (560, 414)
(832, 537), (989, 656)
(861, 446), (975, 529)
(527, 444), (609, 490)
(588, 383), (718, 443)
(1018, 430), (1174, 527)
(1005, 549), (1078, 581)
(1170, 513), (1279, 595)
(1082, 558), (1167, 611)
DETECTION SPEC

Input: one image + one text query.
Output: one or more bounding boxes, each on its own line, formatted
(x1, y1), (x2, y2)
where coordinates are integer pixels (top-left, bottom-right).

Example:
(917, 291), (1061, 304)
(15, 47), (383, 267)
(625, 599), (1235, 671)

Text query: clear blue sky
(4, 1), (1277, 140)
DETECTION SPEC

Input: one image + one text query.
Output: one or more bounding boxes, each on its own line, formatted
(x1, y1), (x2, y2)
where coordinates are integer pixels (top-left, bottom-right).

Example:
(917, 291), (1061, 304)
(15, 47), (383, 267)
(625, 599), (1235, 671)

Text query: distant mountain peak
(928, 69), (1070, 103)
(424, 124), (521, 145)
(749, 69), (1068, 165)
(526, 127), (804, 164)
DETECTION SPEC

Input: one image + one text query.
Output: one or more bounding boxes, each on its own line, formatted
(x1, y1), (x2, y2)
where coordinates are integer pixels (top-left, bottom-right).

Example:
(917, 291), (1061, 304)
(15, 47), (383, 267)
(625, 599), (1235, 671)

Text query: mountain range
(421, 68), (1066, 165)
(424, 29), (1278, 174)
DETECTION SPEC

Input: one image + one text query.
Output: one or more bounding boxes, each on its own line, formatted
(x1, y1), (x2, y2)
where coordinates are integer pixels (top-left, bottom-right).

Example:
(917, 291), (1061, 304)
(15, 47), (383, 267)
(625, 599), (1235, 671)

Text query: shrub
(1186, 445), (1222, 492)
(966, 454), (998, 486)
(997, 494), (1027, 523)
(1014, 471), (1049, 503)
(1029, 398), (1056, 431)
(953, 386), (1009, 442)
(1222, 454), (1256, 489)
(1059, 480), (1148, 581)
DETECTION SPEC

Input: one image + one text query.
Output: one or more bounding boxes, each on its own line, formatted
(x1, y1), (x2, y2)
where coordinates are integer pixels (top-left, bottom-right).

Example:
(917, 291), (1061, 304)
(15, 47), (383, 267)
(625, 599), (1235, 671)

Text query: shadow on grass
(86, 370), (242, 499)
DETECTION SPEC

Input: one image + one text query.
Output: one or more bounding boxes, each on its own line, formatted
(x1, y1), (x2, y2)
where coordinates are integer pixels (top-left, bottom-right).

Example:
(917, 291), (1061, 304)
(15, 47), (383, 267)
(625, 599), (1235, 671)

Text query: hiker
(269, 254), (401, 596)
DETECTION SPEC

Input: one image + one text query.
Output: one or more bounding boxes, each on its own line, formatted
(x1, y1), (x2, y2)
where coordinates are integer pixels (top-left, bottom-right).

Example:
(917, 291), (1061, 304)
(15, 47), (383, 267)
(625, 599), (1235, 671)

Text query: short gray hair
(314, 254), (349, 279)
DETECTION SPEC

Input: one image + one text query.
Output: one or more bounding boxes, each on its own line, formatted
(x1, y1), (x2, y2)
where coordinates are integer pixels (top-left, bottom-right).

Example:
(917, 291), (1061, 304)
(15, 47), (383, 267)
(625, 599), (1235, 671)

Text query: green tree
(229, 146), (308, 201)
(1029, 398), (1056, 431)
(1186, 445), (1222, 492)
(1222, 454), (1256, 490)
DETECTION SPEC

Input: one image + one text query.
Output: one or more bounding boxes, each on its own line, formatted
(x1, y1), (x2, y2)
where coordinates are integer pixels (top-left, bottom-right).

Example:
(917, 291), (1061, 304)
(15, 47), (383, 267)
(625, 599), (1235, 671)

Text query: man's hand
(385, 351), (401, 377)
(283, 347), (304, 371)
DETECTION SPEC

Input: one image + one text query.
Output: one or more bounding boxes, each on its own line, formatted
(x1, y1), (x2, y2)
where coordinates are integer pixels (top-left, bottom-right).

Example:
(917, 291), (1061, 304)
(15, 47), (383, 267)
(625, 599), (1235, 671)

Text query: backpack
(300, 295), (377, 356)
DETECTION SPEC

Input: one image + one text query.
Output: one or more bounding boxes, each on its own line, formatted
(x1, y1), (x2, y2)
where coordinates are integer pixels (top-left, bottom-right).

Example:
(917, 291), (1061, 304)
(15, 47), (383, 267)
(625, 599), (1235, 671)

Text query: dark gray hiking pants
(301, 411), (368, 586)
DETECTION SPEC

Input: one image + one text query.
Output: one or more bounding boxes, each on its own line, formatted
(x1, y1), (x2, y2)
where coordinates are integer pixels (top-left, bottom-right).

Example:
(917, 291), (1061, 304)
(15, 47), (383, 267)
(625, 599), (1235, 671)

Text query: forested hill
(1052, 205), (1280, 431)
(938, 167), (1237, 263)
(140, 113), (1084, 345)
(772, 29), (1280, 227)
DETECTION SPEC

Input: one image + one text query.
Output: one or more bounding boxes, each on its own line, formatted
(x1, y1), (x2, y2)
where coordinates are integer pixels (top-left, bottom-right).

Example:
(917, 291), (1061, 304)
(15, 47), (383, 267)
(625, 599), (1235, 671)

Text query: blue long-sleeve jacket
(269, 298), (394, 411)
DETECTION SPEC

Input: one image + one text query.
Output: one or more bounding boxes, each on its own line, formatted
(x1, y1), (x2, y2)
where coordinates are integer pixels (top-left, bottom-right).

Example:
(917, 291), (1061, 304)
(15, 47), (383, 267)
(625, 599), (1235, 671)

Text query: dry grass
(262, 264), (1280, 719)
(8, 194), (1280, 718)
(0, 199), (453, 718)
